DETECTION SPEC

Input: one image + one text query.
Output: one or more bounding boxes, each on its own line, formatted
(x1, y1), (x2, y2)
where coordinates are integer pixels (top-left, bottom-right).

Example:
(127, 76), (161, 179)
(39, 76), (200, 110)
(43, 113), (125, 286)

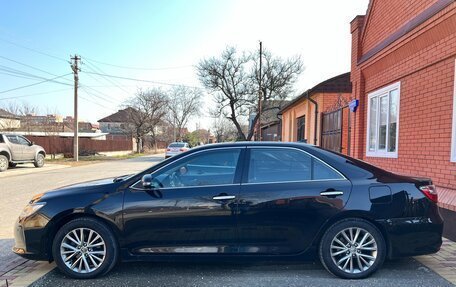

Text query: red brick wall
(351, 2), (456, 193)
(362, 0), (438, 52)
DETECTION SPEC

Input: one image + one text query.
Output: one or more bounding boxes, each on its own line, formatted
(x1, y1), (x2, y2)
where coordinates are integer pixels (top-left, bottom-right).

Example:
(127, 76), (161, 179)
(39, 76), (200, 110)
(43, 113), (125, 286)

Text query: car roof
(191, 141), (315, 149)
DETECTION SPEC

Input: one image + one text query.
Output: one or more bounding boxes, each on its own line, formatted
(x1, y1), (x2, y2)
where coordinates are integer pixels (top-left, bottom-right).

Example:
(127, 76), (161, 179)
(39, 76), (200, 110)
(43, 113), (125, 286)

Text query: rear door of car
(5, 135), (24, 160)
(237, 146), (352, 255)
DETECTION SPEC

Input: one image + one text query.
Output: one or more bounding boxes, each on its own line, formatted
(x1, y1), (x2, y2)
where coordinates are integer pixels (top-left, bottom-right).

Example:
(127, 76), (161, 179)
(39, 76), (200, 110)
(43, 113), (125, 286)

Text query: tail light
(179, 148), (187, 152)
(419, 185), (438, 203)
(166, 148), (171, 151)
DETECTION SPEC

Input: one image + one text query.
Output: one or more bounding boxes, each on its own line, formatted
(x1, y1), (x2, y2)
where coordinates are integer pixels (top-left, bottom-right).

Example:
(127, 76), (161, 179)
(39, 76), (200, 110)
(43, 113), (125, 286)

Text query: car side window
(16, 136), (30, 146)
(247, 148), (343, 183)
(150, 149), (241, 188)
(0, 135), (4, 143)
(6, 135), (19, 144)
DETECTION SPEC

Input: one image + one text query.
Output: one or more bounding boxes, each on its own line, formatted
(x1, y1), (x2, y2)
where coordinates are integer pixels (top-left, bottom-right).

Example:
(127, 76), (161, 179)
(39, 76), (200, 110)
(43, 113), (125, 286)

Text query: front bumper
(13, 216), (50, 261)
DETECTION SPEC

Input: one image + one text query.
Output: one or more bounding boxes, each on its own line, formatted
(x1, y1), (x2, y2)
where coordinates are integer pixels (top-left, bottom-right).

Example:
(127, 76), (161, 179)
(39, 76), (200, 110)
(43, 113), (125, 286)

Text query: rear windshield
(169, 143), (186, 148)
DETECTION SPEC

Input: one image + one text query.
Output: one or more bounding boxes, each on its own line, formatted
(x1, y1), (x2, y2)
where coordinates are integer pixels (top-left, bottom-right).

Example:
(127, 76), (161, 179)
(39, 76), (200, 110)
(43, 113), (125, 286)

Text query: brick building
(280, 72), (352, 152)
(349, 0), (456, 211)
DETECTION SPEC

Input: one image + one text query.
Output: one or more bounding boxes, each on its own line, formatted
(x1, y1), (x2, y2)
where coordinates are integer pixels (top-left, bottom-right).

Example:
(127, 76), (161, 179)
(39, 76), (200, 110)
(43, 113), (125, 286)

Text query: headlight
(19, 193), (46, 221)
(19, 202), (46, 220)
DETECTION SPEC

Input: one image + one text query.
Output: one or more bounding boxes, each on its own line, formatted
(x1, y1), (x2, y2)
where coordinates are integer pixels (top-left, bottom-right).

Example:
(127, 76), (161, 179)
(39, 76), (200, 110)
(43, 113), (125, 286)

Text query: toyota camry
(13, 142), (443, 279)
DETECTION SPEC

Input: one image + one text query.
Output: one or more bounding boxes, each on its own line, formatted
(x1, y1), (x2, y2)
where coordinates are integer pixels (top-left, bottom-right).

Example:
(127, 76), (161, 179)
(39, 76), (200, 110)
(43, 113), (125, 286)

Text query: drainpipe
(306, 90), (319, 145)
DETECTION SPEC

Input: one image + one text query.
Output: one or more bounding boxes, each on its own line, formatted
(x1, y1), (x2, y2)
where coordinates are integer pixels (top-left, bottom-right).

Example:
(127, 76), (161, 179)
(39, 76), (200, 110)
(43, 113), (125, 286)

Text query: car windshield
(169, 143), (186, 148)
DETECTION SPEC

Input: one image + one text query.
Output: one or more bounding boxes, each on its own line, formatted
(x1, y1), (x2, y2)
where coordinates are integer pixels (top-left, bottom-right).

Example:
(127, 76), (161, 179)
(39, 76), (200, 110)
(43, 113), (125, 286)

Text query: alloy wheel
(0, 157), (7, 170)
(330, 227), (378, 274)
(60, 228), (106, 274)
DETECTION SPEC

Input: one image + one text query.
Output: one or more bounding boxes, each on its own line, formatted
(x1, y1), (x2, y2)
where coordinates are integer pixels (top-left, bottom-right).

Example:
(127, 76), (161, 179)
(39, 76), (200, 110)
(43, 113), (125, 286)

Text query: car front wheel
(52, 217), (119, 279)
(34, 154), (45, 168)
(319, 218), (386, 279)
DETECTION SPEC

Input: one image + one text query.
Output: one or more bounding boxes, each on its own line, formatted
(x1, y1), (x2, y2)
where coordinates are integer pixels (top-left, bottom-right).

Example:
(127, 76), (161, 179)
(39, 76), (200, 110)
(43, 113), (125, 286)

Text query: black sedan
(13, 142), (443, 279)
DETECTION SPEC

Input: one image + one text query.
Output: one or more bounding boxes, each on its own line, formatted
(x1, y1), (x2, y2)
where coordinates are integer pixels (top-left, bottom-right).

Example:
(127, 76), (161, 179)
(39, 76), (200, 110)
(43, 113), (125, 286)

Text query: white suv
(165, 142), (190, 158)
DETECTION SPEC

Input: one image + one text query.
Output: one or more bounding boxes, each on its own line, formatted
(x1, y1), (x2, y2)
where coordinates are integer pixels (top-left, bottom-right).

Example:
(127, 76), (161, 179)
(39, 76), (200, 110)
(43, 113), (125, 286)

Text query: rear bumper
(378, 216), (443, 258)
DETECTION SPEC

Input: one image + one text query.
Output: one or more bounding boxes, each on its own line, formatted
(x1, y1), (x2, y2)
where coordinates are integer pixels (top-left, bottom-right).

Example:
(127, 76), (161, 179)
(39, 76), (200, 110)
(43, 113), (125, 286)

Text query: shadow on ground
(30, 257), (453, 287)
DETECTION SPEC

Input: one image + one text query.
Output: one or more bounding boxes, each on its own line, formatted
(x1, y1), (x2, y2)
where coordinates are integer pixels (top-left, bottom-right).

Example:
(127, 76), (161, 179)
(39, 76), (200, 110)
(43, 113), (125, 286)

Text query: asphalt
(30, 258), (453, 287)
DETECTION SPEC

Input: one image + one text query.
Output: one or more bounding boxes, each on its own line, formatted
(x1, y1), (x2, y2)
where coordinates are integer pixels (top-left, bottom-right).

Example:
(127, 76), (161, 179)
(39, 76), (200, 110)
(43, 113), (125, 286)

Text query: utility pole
(257, 41), (263, 141)
(70, 55), (81, 161)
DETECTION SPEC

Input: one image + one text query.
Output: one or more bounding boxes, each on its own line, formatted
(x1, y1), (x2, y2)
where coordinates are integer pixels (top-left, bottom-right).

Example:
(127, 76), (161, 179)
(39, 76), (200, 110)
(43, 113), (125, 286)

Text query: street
(0, 154), (454, 286)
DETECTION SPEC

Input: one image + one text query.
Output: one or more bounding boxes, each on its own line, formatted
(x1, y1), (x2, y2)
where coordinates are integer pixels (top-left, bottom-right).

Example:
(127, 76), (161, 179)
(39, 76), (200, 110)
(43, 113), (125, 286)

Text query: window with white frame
(366, 82), (400, 158)
(451, 59), (456, 162)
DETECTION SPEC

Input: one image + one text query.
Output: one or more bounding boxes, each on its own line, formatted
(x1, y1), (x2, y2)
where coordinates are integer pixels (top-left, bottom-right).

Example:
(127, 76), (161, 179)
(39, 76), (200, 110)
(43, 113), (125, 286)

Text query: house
(0, 108), (20, 130)
(280, 72), (352, 153)
(349, 0), (456, 214)
(98, 108), (135, 137)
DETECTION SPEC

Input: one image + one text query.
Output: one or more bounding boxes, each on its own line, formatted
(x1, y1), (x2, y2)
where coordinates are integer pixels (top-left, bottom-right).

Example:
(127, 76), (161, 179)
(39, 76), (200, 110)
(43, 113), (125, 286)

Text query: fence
(25, 136), (133, 155)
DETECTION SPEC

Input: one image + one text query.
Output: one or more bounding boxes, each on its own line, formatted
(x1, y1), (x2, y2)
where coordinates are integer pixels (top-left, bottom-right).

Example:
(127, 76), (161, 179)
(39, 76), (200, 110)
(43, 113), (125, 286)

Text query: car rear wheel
(34, 154), (45, 168)
(0, 155), (8, 172)
(52, 217), (119, 279)
(319, 218), (386, 279)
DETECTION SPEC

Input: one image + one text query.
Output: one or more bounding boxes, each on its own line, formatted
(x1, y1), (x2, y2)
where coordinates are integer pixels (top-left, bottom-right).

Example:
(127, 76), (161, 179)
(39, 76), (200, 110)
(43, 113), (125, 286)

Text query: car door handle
(320, 191), (344, 197)
(212, 195), (236, 200)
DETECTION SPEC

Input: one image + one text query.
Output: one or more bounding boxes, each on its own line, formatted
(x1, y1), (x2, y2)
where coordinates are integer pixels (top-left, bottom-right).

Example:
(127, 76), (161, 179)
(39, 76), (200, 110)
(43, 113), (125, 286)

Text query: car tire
(34, 154), (45, 168)
(319, 218), (386, 279)
(52, 217), (119, 279)
(0, 155), (8, 172)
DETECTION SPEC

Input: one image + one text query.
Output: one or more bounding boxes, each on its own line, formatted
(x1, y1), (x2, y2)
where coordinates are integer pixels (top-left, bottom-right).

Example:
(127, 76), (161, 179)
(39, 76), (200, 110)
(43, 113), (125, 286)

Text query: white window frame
(451, 59), (456, 162)
(366, 82), (401, 158)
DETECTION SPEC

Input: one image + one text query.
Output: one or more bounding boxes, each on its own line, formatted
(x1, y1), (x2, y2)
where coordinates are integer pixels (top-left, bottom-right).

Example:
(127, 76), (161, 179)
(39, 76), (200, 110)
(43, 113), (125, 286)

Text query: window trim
(243, 146), (347, 185)
(366, 81), (401, 158)
(451, 59), (456, 162)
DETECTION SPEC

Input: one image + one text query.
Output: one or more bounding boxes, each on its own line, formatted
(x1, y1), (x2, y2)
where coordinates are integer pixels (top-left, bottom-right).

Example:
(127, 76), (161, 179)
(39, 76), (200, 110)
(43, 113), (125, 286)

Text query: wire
(0, 55), (68, 79)
(83, 56), (194, 71)
(0, 66), (73, 86)
(0, 73), (72, 94)
(0, 38), (67, 63)
(0, 88), (72, 101)
(81, 71), (200, 89)
(82, 60), (131, 95)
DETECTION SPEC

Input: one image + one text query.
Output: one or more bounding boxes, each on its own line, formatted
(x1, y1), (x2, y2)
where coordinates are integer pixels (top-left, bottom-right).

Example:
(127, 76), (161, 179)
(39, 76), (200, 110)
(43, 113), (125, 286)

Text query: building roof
(279, 72), (352, 114)
(98, 107), (136, 123)
(0, 108), (20, 120)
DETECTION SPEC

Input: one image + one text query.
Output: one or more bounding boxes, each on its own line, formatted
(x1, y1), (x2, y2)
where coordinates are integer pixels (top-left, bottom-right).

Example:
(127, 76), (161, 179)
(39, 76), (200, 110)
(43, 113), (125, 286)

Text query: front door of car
(5, 135), (24, 161)
(16, 136), (35, 160)
(237, 147), (352, 255)
(123, 147), (245, 255)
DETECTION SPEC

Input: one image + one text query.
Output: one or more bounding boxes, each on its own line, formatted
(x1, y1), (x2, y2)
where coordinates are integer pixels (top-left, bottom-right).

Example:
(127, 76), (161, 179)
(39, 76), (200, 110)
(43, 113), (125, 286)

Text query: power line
(0, 55), (69, 79)
(0, 88), (72, 101)
(0, 73), (73, 94)
(0, 38), (67, 62)
(83, 60), (131, 95)
(0, 66), (73, 86)
(83, 56), (194, 71)
(81, 71), (200, 89)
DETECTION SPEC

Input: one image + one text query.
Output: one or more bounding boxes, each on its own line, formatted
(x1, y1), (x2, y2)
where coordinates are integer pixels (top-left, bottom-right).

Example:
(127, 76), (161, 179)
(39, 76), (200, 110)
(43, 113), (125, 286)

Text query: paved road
(0, 154), (164, 239)
(30, 258), (452, 287)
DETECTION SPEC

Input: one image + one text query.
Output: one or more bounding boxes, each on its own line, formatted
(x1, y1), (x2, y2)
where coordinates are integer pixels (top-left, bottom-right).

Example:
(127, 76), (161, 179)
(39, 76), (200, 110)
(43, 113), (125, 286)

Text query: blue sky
(0, 0), (368, 129)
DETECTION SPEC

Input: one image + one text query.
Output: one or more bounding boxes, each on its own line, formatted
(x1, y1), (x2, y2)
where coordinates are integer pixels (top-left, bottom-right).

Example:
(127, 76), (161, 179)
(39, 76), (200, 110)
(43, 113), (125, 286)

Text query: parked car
(0, 134), (46, 172)
(165, 142), (190, 158)
(13, 142), (442, 279)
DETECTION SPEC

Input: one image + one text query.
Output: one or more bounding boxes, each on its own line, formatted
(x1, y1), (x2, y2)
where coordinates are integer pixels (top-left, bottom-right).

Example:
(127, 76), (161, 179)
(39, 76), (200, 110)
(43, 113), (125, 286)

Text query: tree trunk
(136, 137), (142, 153)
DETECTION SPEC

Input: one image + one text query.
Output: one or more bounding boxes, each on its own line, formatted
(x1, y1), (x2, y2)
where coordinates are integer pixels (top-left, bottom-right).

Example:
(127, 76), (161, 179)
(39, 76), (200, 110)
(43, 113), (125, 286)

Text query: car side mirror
(141, 174), (153, 189)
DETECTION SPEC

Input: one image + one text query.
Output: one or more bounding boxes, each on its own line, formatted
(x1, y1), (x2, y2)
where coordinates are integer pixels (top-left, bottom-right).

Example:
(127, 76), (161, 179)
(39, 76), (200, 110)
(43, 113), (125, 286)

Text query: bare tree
(167, 86), (202, 141)
(211, 117), (237, 143)
(197, 46), (303, 140)
(0, 101), (38, 131)
(124, 88), (169, 153)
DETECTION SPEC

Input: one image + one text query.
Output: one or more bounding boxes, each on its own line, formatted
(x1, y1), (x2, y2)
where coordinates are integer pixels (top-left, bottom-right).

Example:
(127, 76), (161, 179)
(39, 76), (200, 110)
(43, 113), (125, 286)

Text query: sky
(0, 0), (368, 130)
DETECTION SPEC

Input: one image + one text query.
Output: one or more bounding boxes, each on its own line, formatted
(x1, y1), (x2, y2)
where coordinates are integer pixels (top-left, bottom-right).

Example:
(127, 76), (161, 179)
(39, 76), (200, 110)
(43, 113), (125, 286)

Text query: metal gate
(321, 106), (350, 154)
